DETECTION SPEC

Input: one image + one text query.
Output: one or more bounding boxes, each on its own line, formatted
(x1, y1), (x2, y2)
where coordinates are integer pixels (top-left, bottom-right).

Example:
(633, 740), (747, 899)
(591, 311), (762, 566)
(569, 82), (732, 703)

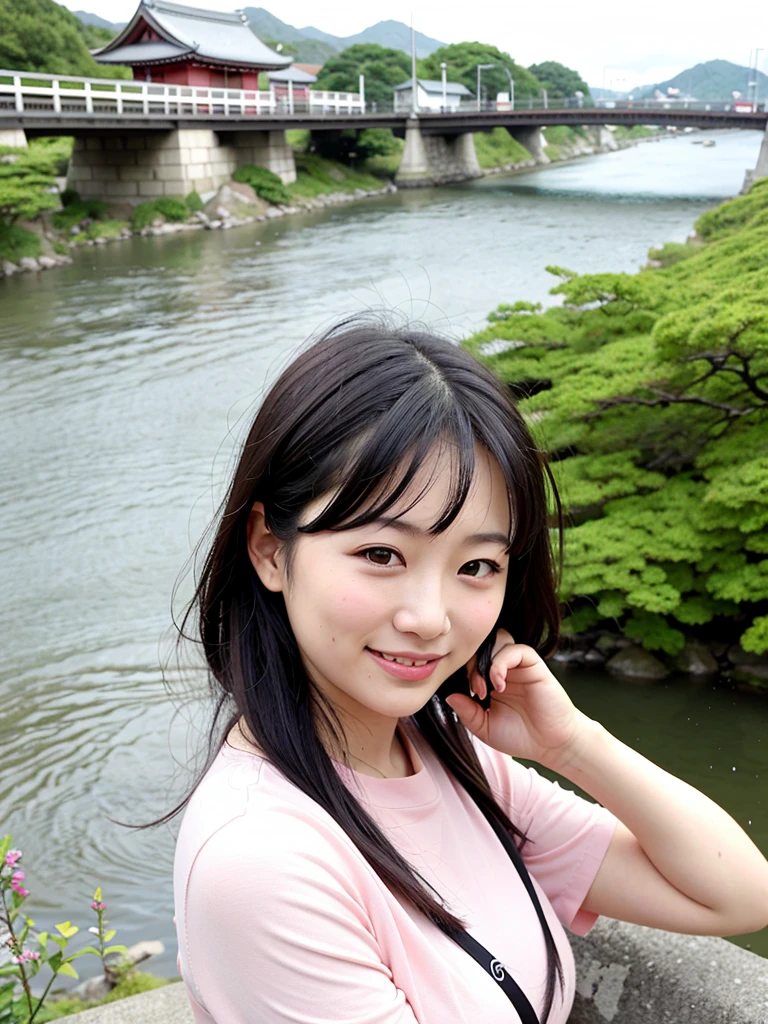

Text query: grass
(29, 971), (173, 1021)
(287, 152), (384, 200)
(473, 127), (531, 169)
(0, 222), (41, 263)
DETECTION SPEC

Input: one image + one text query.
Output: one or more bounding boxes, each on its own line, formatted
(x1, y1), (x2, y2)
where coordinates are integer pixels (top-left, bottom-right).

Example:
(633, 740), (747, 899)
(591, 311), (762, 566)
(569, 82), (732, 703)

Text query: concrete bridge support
(395, 117), (482, 188)
(66, 128), (296, 203)
(508, 126), (550, 165)
(742, 125), (768, 193)
(0, 128), (27, 148)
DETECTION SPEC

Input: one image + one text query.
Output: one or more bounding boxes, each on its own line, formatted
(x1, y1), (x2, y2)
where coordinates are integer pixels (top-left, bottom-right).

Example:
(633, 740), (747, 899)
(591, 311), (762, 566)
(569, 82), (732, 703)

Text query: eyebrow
(371, 517), (511, 550)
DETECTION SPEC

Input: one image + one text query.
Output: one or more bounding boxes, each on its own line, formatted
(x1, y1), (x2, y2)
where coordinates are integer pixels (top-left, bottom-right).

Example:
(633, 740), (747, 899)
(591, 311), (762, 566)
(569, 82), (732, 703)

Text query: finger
(471, 666), (487, 701)
(491, 628), (515, 659)
(445, 693), (488, 739)
(489, 643), (540, 692)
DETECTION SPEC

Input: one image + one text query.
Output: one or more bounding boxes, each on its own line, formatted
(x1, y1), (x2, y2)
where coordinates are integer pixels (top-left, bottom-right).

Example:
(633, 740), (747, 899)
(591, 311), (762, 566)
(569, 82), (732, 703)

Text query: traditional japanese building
(92, 0), (292, 89)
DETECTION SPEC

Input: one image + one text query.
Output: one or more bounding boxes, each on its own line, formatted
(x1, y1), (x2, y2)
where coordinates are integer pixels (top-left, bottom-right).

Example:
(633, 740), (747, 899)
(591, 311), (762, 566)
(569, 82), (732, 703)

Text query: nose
(392, 576), (450, 640)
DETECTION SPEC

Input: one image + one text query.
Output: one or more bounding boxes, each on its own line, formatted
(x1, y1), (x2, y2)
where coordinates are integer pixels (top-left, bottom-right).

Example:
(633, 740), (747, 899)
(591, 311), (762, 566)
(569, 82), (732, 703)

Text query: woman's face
(253, 446), (511, 733)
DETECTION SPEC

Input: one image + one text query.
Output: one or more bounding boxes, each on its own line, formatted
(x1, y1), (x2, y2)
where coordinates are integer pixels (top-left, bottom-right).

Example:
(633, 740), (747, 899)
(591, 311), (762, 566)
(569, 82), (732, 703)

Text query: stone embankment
(551, 631), (768, 692)
(0, 180), (397, 279)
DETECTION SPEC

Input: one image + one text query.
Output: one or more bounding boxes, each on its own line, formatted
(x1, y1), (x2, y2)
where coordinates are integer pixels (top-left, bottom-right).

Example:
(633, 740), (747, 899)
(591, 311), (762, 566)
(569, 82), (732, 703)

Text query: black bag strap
(444, 810), (558, 1024)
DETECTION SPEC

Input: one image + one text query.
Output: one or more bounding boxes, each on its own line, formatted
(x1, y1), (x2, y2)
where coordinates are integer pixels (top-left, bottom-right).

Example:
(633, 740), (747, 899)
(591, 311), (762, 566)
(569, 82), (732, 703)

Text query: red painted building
(93, 0), (292, 89)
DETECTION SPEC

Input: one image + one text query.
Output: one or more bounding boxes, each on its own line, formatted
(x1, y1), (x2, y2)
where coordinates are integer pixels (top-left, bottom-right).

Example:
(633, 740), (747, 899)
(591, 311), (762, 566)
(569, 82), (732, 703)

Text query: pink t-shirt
(173, 718), (618, 1023)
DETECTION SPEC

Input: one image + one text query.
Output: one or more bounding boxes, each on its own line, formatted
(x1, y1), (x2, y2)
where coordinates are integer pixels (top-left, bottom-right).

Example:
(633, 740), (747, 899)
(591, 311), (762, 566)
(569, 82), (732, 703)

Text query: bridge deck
(5, 109), (767, 137)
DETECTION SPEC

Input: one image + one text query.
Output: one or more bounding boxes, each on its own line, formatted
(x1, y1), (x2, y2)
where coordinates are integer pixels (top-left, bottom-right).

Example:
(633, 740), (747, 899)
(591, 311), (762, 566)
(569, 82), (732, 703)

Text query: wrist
(540, 712), (606, 776)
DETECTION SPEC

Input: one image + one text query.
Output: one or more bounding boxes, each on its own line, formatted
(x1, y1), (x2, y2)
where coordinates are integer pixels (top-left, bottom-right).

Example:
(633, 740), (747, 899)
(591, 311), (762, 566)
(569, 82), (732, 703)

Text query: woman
(168, 318), (768, 1023)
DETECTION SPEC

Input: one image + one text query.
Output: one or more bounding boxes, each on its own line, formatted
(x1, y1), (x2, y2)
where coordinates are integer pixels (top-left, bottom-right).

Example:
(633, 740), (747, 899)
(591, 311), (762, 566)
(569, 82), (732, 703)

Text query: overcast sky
(61, 0), (768, 90)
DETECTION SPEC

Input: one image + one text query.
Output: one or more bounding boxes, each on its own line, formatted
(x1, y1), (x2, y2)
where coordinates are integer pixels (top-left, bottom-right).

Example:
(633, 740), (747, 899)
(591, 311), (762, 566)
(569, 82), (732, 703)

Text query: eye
(360, 547), (403, 567)
(460, 560), (501, 579)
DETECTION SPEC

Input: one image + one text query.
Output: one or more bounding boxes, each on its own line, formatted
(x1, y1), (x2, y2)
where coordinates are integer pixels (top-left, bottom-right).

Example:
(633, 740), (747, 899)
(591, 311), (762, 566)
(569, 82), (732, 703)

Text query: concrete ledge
(63, 922), (768, 1022)
(66, 982), (192, 1023)
(569, 918), (768, 1023)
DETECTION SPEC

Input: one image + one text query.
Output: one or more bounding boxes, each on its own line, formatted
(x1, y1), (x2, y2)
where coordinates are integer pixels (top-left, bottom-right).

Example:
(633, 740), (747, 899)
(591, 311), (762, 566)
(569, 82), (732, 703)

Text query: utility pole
(440, 61), (447, 112)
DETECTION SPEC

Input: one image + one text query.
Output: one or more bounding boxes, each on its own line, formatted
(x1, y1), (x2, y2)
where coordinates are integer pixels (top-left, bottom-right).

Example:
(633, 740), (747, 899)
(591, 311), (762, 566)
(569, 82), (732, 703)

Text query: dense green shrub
(464, 182), (768, 657)
(51, 198), (109, 232)
(154, 196), (189, 222)
(60, 187), (79, 207)
(232, 164), (290, 205)
(185, 190), (204, 213)
(0, 220), (40, 261)
(131, 201), (159, 230)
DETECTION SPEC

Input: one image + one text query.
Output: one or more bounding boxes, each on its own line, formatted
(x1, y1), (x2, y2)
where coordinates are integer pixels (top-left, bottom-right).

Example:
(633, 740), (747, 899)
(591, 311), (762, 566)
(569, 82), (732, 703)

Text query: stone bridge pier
(395, 117), (483, 187)
(742, 124), (768, 192)
(66, 128), (296, 202)
(507, 126), (550, 165)
(394, 117), (550, 188)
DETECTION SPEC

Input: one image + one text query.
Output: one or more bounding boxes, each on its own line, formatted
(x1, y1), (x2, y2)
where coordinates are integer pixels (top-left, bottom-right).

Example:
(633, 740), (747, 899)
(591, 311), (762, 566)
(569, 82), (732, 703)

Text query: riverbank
(0, 125), (658, 278)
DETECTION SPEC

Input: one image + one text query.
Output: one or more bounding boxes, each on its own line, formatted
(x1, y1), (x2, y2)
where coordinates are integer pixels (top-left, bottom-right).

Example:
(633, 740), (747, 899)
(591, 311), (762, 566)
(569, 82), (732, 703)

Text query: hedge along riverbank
(463, 179), (768, 688)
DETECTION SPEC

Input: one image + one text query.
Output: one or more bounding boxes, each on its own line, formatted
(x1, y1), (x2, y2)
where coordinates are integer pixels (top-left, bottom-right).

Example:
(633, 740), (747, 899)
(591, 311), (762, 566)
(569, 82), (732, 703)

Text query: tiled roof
(94, 0), (292, 70)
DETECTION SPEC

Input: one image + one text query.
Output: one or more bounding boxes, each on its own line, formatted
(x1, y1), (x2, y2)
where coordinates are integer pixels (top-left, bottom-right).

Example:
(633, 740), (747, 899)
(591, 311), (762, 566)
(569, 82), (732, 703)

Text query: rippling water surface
(2, 129), (766, 976)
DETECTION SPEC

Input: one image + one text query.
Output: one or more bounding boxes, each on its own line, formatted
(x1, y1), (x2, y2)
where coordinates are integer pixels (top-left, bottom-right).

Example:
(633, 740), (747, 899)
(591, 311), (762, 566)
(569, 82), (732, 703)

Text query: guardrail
(392, 97), (768, 115)
(0, 70), (365, 118)
(2, 70), (766, 123)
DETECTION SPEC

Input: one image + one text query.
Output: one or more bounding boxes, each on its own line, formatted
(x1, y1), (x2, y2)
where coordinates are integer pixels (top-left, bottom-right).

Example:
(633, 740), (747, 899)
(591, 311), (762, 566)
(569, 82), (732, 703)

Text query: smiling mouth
(366, 648), (443, 668)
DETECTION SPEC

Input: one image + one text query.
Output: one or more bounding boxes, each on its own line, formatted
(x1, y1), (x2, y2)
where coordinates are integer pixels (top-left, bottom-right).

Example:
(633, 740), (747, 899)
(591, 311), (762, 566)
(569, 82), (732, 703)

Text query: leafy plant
(0, 836), (128, 1024)
(153, 197), (188, 222)
(185, 191), (204, 214)
(232, 164), (290, 205)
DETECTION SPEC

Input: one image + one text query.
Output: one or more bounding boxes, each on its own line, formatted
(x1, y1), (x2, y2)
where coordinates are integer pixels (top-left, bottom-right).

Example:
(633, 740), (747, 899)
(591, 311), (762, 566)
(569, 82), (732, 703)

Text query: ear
(247, 501), (285, 593)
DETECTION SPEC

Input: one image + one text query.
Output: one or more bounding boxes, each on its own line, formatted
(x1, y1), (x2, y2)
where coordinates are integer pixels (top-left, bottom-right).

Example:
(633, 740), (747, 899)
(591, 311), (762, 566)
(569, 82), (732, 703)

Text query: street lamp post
(754, 48), (764, 107)
(440, 61), (447, 112)
(476, 63), (495, 111)
(497, 64), (514, 109)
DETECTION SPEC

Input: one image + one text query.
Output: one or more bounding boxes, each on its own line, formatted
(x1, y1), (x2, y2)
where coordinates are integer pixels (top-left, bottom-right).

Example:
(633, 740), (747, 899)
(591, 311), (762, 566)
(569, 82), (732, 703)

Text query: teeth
(379, 652), (430, 667)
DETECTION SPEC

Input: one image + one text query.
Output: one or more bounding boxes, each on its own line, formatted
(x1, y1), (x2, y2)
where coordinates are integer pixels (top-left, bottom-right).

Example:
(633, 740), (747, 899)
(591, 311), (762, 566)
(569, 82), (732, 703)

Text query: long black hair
(145, 316), (566, 1020)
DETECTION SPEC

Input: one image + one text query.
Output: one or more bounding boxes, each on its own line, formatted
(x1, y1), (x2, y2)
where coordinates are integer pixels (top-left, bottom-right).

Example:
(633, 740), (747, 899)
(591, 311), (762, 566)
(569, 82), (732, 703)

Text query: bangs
(300, 379), (479, 537)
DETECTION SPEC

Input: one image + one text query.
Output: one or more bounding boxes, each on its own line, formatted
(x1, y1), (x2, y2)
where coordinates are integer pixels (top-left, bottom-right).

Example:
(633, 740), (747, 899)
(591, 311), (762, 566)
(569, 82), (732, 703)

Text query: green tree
(0, 0), (129, 77)
(0, 143), (61, 223)
(314, 43), (411, 108)
(418, 42), (542, 102)
(527, 61), (591, 100)
(465, 178), (768, 659)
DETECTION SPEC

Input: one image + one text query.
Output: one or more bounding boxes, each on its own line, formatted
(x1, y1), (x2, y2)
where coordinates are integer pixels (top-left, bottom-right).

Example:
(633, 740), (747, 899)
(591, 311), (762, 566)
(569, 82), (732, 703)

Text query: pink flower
(11, 879), (29, 897)
(11, 871), (25, 884)
(11, 949), (40, 964)
(91, 900), (106, 912)
(5, 850), (22, 868)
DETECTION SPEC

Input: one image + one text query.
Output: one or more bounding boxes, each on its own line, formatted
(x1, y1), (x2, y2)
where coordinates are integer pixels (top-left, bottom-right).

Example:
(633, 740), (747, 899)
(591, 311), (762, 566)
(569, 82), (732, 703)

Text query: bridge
(2, 69), (767, 196)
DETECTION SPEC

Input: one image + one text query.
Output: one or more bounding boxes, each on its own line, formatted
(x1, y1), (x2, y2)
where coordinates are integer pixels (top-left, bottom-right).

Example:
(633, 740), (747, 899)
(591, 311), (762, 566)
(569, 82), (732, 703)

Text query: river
(1, 128), (766, 978)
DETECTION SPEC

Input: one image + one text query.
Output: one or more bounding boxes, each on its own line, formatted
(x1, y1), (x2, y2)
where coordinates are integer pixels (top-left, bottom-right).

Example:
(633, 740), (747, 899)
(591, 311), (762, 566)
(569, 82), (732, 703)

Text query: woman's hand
(445, 630), (593, 770)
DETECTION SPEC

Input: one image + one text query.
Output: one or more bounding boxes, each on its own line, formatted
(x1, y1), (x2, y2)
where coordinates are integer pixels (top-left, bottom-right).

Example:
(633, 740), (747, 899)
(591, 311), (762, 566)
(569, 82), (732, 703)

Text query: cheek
(462, 590), (505, 639)
(308, 575), (387, 635)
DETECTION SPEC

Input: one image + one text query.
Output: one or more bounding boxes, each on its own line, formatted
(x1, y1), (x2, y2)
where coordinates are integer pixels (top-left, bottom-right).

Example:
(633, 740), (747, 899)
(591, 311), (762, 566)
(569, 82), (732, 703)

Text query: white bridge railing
(0, 70), (365, 118)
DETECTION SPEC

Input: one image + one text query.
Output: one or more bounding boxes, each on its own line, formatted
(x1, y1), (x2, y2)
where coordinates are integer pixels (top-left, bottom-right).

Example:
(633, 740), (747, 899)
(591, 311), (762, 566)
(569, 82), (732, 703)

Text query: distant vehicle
(733, 100), (756, 112)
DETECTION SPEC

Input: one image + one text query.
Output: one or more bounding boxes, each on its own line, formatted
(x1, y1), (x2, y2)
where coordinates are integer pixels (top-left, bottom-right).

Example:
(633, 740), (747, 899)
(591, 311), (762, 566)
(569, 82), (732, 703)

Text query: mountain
(73, 10), (125, 30)
(300, 19), (445, 59)
(242, 8), (445, 62)
(633, 59), (768, 101)
(241, 8), (339, 63)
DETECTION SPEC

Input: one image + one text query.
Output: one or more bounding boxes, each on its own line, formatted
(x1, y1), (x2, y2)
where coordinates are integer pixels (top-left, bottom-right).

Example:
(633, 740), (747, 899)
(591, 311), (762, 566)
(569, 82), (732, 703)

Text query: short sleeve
(183, 811), (420, 1023)
(471, 736), (618, 936)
